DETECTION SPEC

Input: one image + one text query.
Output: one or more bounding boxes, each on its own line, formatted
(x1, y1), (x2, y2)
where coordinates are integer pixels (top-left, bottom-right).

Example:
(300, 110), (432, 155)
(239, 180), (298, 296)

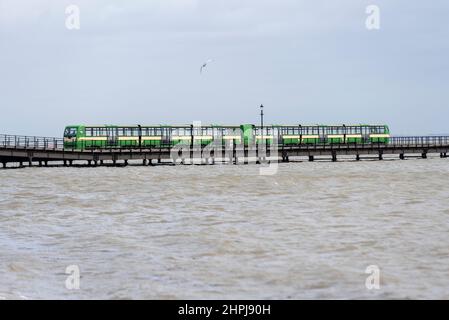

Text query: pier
(1, 134), (448, 168)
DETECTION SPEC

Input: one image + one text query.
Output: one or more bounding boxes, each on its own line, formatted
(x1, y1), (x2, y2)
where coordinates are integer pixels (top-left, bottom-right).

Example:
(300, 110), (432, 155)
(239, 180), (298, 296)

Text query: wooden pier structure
(1, 134), (448, 168)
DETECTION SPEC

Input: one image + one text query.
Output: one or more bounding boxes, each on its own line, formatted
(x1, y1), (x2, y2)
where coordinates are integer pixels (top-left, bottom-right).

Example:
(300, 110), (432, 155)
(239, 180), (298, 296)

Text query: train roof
(65, 124), (389, 128)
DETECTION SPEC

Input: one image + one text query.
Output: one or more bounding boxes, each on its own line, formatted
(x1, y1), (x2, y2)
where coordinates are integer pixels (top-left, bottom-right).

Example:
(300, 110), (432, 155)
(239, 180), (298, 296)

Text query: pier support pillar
(63, 160), (67, 167)
(100, 160), (104, 166)
(445, 153), (447, 158)
(378, 152), (383, 161)
(69, 160), (73, 166)
(332, 153), (337, 162)
(142, 159), (147, 166)
(44, 161), (48, 167)
(356, 154), (360, 161)
(113, 160), (116, 166)
(2, 162), (6, 168)
(38, 161), (42, 167)
(422, 153), (427, 159)
(88, 160), (92, 166)
(19, 162), (23, 167)
(158, 158), (161, 164)
(400, 153), (405, 160)
(308, 155), (314, 162)
(94, 160), (98, 167)
(124, 160), (128, 166)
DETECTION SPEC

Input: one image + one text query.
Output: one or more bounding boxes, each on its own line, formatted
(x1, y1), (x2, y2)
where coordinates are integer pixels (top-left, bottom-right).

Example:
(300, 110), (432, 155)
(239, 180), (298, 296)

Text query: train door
(240, 124), (255, 145)
(161, 127), (171, 145)
(319, 126), (326, 143)
(106, 127), (117, 147)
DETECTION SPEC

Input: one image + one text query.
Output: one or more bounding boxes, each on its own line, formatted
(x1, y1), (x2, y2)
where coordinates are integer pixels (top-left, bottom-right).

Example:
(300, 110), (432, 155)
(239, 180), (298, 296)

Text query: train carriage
(63, 124), (390, 150)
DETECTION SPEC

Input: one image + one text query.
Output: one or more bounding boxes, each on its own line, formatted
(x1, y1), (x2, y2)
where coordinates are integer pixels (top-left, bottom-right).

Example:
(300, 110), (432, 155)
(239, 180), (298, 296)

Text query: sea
(1, 157), (449, 299)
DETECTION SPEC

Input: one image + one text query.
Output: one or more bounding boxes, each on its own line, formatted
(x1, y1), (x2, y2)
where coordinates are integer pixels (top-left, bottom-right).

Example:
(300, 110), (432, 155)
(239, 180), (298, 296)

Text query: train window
(64, 127), (78, 137)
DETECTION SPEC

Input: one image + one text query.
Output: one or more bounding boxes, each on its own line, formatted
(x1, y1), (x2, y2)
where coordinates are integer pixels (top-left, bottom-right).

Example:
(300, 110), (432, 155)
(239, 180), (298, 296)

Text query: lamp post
(260, 104), (264, 139)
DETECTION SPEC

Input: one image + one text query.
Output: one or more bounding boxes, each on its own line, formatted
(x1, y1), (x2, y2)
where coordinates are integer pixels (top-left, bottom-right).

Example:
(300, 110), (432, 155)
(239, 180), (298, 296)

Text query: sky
(0, 0), (448, 136)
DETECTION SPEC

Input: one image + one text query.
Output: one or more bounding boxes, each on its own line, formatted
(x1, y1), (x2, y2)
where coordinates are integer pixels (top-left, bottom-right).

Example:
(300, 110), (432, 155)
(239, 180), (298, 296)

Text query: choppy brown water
(1, 157), (449, 299)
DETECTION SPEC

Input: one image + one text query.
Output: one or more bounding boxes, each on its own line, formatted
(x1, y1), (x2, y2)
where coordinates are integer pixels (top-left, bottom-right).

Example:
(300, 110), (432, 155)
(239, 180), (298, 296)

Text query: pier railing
(389, 136), (449, 146)
(0, 134), (64, 150)
(2, 134), (449, 151)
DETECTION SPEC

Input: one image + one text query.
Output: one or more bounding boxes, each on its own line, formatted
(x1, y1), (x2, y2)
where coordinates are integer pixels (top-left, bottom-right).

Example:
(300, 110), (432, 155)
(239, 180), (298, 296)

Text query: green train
(63, 124), (390, 150)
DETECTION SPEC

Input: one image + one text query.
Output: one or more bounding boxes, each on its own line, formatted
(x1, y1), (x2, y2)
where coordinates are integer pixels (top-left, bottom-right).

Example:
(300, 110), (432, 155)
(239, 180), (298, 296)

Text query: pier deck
(1, 134), (448, 168)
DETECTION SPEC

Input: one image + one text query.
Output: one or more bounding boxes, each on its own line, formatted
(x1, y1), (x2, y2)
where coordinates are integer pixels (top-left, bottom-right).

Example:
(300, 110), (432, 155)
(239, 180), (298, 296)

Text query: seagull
(200, 59), (213, 74)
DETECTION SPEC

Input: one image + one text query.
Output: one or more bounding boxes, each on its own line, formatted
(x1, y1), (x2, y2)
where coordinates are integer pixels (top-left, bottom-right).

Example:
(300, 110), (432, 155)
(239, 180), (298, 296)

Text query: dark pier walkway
(1, 134), (448, 168)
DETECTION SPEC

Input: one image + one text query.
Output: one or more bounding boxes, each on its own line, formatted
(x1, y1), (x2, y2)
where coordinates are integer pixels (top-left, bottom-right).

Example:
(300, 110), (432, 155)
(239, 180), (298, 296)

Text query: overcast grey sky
(0, 0), (448, 136)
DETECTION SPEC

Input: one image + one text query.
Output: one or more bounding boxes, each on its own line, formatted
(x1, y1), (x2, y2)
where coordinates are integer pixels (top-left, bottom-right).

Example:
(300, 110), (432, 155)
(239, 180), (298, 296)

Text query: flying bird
(200, 59), (213, 74)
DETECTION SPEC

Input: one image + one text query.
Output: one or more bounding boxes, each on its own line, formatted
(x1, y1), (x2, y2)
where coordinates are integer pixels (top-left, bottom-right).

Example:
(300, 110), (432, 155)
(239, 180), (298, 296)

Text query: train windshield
(64, 127), (77, 138)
